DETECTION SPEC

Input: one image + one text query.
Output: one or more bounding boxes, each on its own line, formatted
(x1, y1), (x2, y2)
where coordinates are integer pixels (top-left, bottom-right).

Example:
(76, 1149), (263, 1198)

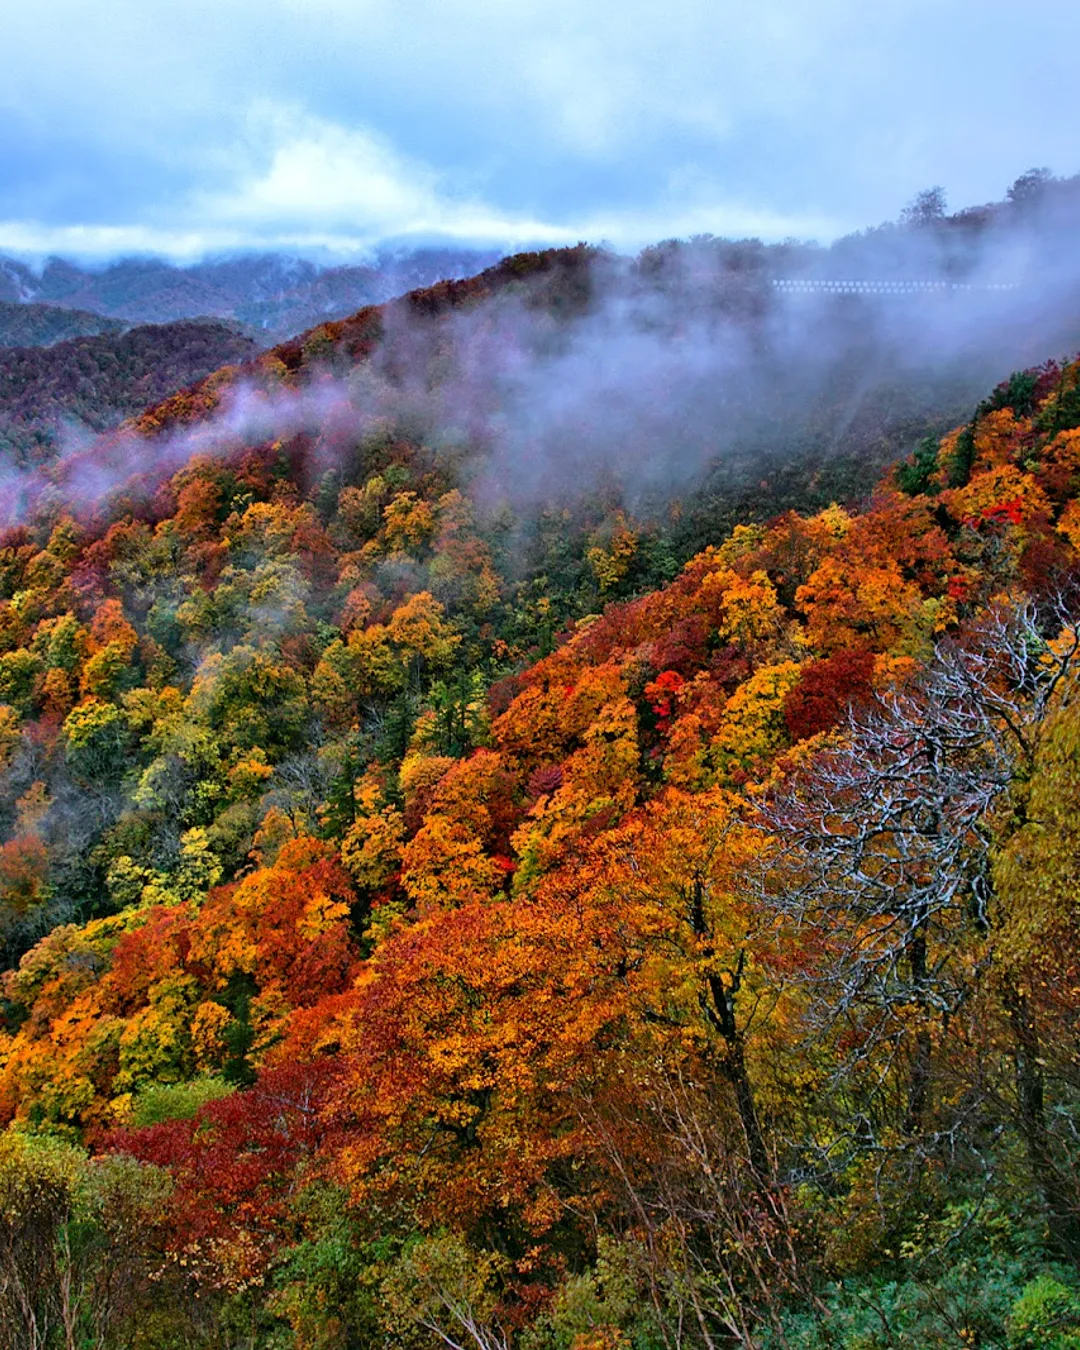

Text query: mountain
(99, 209), (1080, 551)
(0, 245), (504, 339)
(1, 168), (1075, 342)
(0, 256), (39, 303)
(0, 319), (258, 465)
(0, 300), (126, 348)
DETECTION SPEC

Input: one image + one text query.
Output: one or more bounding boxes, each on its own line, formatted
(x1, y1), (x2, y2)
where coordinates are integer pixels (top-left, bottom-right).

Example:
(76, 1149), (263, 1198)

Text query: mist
(6, 175), (1080, 536)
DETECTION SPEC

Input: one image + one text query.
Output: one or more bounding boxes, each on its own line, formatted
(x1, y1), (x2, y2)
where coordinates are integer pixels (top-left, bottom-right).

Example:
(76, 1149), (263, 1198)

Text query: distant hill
(0, 300), (126, 348)
(0, 246), (503, 340)
(0, 319), (258, 465)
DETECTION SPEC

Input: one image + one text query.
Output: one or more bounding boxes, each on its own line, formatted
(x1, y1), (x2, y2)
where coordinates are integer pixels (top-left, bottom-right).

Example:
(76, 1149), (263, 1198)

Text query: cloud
(0, 102), (839, 260)
(198, 106), (570, 245)
(204, 104), (840, 246)
(0, 0), (1078, 260)
(0, 223), (236, 263)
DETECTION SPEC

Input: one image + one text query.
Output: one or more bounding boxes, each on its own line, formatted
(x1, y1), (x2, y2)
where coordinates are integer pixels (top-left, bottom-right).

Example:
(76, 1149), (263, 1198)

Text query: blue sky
(2, 0), (1079, 260)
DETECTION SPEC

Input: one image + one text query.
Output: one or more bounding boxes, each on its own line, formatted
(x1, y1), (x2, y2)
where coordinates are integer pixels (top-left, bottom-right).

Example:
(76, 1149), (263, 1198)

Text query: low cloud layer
(7, 205), (1080, 535)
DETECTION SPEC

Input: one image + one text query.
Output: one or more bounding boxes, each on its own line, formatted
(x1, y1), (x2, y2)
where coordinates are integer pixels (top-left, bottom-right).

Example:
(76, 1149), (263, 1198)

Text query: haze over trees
(0, 247), (504, 339)
(1, 189), (1080, 1346)
(0, 301), (126, 349)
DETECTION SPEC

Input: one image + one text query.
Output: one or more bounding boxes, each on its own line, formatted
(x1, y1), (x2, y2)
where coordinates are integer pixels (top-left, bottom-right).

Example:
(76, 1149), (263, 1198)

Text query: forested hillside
(0, 320), (259, 466)
(0, 247), (503, 337)
(0, 245), (1079, 1347)
(0, 301), (126, 349)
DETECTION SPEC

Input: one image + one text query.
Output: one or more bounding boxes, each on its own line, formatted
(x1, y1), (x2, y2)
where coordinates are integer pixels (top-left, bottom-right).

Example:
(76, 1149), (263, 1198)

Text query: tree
(1007, 167), (1053, 207)
(380, 1232), (512, 1350)
(759, 598), (1080, 1257)
(0, 1129), (171, 1350)
(901, 186), (947, 226)
(111, 1059), (341, 1297)
(62, 700), (129, 784)
(993, 692), (1080, 1262)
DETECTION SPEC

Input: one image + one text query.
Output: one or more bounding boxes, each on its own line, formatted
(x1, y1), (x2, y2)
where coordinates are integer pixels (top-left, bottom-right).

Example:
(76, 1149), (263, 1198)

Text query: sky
(2, 0), (1079, 262)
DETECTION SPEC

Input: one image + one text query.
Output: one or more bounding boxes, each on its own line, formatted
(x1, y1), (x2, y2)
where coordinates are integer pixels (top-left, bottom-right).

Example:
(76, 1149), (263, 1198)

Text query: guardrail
(771, 278), (1021, 294)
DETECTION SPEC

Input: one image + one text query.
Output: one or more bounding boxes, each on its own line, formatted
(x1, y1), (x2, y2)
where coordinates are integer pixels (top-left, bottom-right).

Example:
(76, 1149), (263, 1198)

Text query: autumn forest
(1, 234), (1080, 1350)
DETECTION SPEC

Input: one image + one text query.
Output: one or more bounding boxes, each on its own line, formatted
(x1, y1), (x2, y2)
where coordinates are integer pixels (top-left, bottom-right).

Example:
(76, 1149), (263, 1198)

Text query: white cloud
(0, 222), (231, 262)
(1, 0), (1078, 260)
(212, 116), (437, 226)
(201, 106), (843, 246)
(0, 103), (840, 261)
(187, 106), (575, 248)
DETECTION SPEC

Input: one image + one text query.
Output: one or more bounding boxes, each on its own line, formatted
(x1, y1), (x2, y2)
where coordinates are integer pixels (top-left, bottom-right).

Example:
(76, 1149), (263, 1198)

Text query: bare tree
(757, 596), (1080, 1256)
(901, 186), (947, 227)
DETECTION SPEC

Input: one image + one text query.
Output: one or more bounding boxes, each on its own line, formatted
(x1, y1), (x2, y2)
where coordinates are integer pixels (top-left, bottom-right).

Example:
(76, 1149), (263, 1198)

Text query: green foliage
(896, 435), (940, 496)
(266, 1182), (386, 1349)
(768, 1259), (1029, 1349)
(946, 422), (977, 487)
(0, 1128), (172, 1350)
(990, 369), (1040, 417)
(1008, 1274), (1080, 1348)
(199, 646), (309, 756)
(380, 1230), (512, 1348)
(31, 612), (88, 672)
(764, 1201), (1044, 1349)
(63, 698), (129, 780)
(219, 970), (258, 1086)
(0, 649), (43, 716)
(1036, 365), (1080, 435)
(130, 1074), (234, 1127)
(427, 669), (491, 757)
(524, 1237), (664, 1350)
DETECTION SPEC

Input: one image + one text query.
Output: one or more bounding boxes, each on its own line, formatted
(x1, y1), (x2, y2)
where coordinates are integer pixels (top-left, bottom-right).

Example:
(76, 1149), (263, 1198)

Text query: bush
(1008, 1274), (1080, 1349)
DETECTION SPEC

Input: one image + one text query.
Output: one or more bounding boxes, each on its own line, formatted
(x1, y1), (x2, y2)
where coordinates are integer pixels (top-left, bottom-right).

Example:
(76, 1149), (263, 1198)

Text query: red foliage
(526, 764), (565, 800)
(981, 497), (1025, 526)
(109, 908), (195, 1010)
(106, 1059), (344, 1284)
(649, 614), (710, 675)
(0, 836), (49, 913)
(1018, 533), (1080, 597)
(783, 648), (877, 742)
(644, 669), (686, 732)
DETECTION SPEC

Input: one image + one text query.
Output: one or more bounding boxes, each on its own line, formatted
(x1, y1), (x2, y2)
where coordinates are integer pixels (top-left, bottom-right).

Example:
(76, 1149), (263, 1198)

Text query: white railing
(771, 278), (1020, 295)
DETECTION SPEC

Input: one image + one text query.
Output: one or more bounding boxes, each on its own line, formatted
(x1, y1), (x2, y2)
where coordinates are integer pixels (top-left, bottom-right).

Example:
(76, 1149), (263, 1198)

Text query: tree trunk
(705, 968), (770, 1181)
(688, 875), (771, 1183)
(1004, 981), (1080, 1265)
(903, 919), (933, 1138)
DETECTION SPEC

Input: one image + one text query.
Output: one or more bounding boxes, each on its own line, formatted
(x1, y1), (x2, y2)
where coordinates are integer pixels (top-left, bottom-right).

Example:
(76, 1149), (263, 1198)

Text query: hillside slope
(0, 319), (259, 466)
(0, 300), (126, 348)
(96, 235), (1080, 552)
(0, 272), (1078, 1346)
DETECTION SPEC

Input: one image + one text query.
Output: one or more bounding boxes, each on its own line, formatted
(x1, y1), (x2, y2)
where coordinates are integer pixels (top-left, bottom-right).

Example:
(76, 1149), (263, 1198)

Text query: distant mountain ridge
(0, 247), (504, 340)
(0, 301), (126, 348)
(0, 319), (258, 465)
(6, 168), (1080, 509)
